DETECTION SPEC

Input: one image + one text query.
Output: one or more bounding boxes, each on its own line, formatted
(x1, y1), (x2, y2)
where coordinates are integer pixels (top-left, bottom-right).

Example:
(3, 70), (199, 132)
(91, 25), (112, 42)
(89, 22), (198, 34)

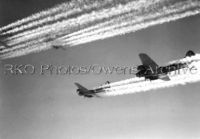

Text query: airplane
(135, 50), (195, 81)
(52, 45), (66, 50)
(74, 81), (110, 98)
(44, 37), (66, 50)
(49, 39), (66, 50)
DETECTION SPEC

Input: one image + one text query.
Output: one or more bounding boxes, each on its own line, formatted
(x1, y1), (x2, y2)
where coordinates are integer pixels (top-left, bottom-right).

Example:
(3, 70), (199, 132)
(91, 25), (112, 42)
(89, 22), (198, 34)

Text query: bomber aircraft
(74, 81), (110, 98)
(136, 50), (195, 81)
(75, 50), (196, 97)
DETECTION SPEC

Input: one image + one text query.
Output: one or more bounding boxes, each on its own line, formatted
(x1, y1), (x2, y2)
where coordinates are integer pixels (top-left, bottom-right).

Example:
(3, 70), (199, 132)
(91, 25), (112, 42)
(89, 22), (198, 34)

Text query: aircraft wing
(74, 83), (89, 92)
(139, 53), (159, 71)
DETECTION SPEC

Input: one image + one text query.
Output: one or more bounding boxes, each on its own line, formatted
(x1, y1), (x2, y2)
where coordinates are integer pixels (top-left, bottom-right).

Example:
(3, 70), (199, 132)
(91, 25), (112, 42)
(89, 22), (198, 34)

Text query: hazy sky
(0, 0), (200, 139)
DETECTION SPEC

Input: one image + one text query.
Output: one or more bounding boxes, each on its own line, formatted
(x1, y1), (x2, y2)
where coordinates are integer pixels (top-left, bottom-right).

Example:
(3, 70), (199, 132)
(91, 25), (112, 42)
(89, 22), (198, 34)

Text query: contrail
(0, 0), (200, 59)
(0, 0), (158, 57)
(62, 1), (200, 46)
(95, 77), (145, 89)
(4, 0), (155, 45)
(0, 0), (115, 33)
(100, 54), (200, 97)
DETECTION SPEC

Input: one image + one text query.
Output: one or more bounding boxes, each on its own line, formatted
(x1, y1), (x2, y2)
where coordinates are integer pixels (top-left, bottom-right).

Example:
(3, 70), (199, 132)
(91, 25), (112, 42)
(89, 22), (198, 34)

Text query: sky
(0, 0), (200, 139)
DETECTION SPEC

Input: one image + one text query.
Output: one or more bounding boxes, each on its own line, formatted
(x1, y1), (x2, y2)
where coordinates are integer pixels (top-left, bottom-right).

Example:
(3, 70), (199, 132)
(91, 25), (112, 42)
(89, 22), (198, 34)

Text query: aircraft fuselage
(136, 62), (187, 80)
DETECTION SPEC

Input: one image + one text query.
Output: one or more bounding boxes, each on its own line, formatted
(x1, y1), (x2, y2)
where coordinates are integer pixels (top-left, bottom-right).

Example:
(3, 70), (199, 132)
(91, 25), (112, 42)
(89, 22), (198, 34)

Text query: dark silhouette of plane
(74, 81), (110, 98)
(136, 50), (195, 81)
(50, 39), (66, 50)
(52, 45), (66, 50)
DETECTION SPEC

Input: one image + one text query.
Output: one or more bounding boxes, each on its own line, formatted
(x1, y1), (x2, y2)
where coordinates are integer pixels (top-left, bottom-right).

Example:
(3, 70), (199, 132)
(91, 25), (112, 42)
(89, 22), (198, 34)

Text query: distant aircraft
(44, 37), (66, 50)
(52, 45), (66, 50)
(50, 39), (66, 50)
(136, 50), (195, 81)
(74, 81), (110, 98)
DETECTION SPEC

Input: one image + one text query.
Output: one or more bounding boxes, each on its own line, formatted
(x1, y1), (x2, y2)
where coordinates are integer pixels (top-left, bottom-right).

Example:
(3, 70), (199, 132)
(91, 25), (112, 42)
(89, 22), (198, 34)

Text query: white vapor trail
(101, 54), (200, 97)
(63, 1), (200, 46)
(0, 0), (200, 59)
(5, 0), (157, 45)
(0, 0), (114, 33)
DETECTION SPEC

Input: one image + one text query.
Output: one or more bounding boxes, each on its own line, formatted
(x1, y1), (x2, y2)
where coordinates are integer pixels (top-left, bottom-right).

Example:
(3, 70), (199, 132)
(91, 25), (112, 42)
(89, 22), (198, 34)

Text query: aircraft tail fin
(74, 83), (89, 92)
